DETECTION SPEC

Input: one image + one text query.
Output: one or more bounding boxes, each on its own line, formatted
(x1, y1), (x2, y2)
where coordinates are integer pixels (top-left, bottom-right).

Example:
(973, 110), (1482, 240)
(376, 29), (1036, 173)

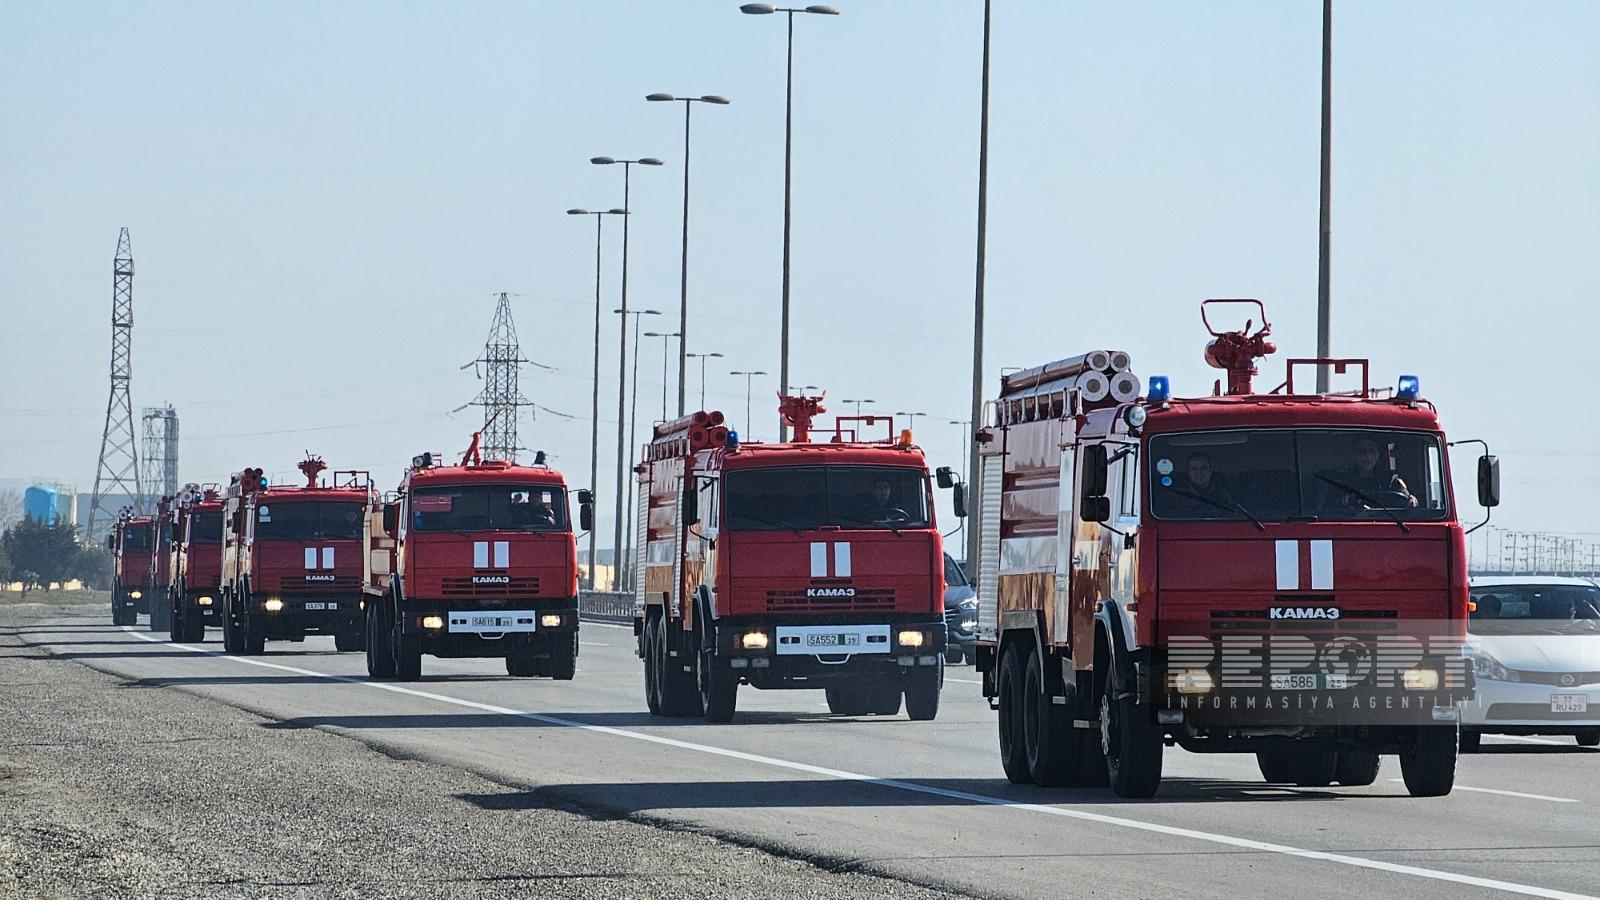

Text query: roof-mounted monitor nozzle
(1201, 298), (1276, 396)
(778, 392), (827, 443)
(297, 454), (327, 488)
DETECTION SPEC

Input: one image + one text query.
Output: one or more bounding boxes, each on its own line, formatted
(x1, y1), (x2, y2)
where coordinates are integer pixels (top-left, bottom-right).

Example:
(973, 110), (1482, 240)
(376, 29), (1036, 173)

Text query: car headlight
(1469, 650), (1518, 682)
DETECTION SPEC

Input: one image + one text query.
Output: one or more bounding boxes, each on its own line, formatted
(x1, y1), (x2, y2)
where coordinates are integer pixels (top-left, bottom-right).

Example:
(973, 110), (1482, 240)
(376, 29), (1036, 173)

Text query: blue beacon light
(1396, 375), (1420, 400)
(1148, 375), (1172, 403)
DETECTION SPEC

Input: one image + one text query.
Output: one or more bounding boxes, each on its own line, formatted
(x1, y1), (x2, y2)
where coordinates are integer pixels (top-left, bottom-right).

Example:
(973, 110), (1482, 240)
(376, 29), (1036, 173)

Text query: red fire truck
(364, 435), (592, 682)
(148, 497), (176, 633)
(975, 300), (1496, 798)
(635, 401), (949, 723)
(109, 511), (154, 626)
(166, 483), (224, 643)
(220, 456), (373, 654)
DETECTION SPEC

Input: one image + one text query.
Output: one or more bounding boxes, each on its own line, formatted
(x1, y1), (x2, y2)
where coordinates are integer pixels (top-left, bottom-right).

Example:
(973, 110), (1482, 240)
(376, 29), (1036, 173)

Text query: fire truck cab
(109, 512), (154, 626)
(976, 300), (1497, 798)
(167, 483), (224, 643)
(148, 497), (176, 633)
(636, 401), (949, 723)
(364, 442), (591, 683)
(220, 457), (373, 655)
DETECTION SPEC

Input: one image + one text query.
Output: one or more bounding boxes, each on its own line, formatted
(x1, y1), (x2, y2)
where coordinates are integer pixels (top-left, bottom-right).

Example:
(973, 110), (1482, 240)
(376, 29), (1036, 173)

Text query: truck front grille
(279, 575), (361, 592)
(766, 588), (896, 613)
(441, 576), (542, 599)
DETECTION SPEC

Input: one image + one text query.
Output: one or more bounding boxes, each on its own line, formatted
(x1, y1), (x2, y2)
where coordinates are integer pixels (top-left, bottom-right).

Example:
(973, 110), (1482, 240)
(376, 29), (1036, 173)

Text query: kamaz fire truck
(364, 434), (592, 682)
(974, 300), (1497, 798)
(166, 483), (224, 643)
(109, 511), (154, 626)
(635, 401), (949, 723)
(148, 497), (176, 633)
(220, 456), (373, 654)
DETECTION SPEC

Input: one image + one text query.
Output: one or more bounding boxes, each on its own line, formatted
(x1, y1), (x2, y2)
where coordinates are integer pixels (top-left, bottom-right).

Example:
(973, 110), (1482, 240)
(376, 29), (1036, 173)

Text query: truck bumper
(251, 595), (363, 639)
(397, 600), (579, 659)
(709, 616), (945, 689)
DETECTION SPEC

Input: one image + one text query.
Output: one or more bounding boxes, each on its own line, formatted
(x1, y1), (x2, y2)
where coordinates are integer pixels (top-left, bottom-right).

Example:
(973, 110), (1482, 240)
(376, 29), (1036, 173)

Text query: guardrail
(579, 590), (635, 624)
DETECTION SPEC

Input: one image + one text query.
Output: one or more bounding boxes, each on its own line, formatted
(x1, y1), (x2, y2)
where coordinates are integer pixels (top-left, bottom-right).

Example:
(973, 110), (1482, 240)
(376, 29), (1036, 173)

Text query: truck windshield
(122, 525), (152, 552)
(255, 502), (366, 541)
(409, 484), (567, 533)
(1148, 428), (1449, 522)
(190, 511), (223, 544)
(724, 465), (931, 531)
(1469, 584), (1600, 636)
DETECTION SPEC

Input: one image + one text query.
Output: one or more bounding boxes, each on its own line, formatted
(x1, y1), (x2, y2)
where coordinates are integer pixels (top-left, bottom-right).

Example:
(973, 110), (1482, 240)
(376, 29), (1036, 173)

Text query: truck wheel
(1099, 671), (1163, 798)
(505, 654), (536, 677)
(333, 629), (364, 652)
(1575, 728), (1600, 747)
(870, 687), (903, 716)
(1023, 651), (1074, 785)
(365, 606), (396, 679)
(394, 630), (422, 681)
(222, 595), (245, 654)
(1333, 751), (1381, 786)
(1399, 724), (1458, 797)
(243, 614), (265, 655)
(112, 595), (134, 626)
(656, 620), (702, 717)
(825, 687), (867, 715)
(1286, 752), (1336, 787)
(148, 597), (171, 633)
(996, 645), (1032, 784)
(698, 646), (738, 723)
(1256, 752), (1296, 783)
(548, 634), (577, 681)
(905, 663), (942, 722)
(643, 616), (663, 715)
(1459, 730), (1481, 753)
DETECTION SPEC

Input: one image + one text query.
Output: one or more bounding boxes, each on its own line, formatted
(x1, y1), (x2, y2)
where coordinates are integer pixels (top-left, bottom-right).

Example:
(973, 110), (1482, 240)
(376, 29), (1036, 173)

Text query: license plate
(304, 602), (329, 611)
(447, 610), (538, 634)
(1552, 694), (1589, 713)
(1270, 673), (1351, 690)
(807, 633), (860, 648)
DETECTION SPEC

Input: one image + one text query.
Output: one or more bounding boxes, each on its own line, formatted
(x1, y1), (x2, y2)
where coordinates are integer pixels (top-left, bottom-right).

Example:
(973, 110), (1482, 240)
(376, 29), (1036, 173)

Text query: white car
(1462, 576), (1600, 751)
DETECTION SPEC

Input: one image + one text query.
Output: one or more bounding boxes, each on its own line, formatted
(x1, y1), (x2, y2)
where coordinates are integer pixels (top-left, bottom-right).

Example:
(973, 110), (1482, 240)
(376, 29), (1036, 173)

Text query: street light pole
(1316, 0), (1333, 392)
(687, 351), (725, 410)
(739, 3), (840, 441)
(647, 93), (730, 419)
(730, 370), (768, 437)
(966, 0), (992, 578)
(566, 207), (627, 589)
(645, 331), (682, 421)
(591, 156), (663, 589)
(895, 411), (927, 432)
(617, 307), (661, 589)
(841, 398), (874, 418)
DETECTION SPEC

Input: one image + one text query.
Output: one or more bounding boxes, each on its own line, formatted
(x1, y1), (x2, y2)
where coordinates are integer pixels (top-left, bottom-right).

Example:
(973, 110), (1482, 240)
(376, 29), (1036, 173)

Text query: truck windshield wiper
(828, 512), (906, 536)
(1314, 474), (1410, 533)
(1163, 486), (1266, 531)
(734, 512), (805, 537)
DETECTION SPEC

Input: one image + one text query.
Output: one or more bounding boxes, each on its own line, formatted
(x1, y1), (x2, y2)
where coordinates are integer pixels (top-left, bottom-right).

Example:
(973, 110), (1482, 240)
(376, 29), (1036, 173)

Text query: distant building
(23, 486), (60, 524)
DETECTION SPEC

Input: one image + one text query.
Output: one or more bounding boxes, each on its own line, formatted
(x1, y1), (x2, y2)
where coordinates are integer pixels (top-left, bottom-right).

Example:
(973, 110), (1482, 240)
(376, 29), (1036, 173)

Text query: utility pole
(469, 293), (531, 462)
(966, 0), (993, 574)
(88, 228), (144, 540)
(1315, 0), (1334, 391)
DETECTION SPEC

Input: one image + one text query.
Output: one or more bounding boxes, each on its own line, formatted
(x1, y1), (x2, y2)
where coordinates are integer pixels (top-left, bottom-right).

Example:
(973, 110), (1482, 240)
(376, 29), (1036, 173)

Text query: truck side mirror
(579, 501), (595, 533)
(935, 466), (955, 490)
(682, 487), (699, 526)
(1081, 444), (1109, 499)
(1478, 455), (1500, 508)
(951, 483), (968, 519)
(106, 535), (115, 550)
(576, 489), (594, 505)
(381, 502), (399, 534)
(1081, 495), (1111, 523)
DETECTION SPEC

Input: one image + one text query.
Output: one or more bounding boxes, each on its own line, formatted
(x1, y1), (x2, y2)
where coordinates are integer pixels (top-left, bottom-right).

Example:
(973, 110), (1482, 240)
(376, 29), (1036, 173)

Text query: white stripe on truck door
(810, 542), (828, 578)
(1275, 540), (1298, 590)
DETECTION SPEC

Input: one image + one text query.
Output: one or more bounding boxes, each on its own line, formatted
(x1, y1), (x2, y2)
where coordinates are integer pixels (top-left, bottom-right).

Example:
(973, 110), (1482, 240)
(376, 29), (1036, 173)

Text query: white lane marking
(581, 621), (635, 630)
(579, 643), (611, 648)
(947, 677), (982, 684)
(1494, 735), (1569, 746)
(111, 627), (1596, 900)
(1385, 779), (1577, 804)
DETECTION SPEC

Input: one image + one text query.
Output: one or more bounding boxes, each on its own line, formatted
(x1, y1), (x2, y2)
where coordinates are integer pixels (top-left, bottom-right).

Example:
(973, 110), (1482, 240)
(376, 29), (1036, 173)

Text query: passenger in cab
(1182, 452), (1232, 503)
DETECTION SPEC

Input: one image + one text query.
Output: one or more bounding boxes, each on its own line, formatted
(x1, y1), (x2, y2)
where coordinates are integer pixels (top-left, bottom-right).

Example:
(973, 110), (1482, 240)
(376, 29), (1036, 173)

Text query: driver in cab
(859, 478), (904, 523)
(1321, 436), (1417, 509)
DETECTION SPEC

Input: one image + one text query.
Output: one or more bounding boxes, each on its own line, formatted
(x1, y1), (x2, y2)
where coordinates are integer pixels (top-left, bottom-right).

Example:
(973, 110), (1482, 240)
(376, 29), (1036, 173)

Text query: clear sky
(2, 1), (1596, 554)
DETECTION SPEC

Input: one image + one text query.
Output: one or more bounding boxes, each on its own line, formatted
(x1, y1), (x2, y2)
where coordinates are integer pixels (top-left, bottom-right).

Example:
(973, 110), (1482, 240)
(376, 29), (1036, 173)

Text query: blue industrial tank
(23, 486), (58, 525)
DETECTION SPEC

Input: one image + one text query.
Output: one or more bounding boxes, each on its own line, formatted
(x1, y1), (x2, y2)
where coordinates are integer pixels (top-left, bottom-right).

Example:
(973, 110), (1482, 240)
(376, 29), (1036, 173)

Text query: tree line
(0, 518), (113, 596)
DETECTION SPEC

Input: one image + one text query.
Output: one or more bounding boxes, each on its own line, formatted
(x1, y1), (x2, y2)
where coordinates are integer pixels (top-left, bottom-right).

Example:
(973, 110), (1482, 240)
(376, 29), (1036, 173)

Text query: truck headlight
(540, 614), (563, 628)
(197, 596), (214, 606)
(1402, 667), (1440, 691)
(739, 631), (769, 650)
(421, 615), (444, 630)
(129, 590), (143, 600)
(897, 630), (926, 647)
(263, 598), (284, 612)
(1171, 669), (1215, 694)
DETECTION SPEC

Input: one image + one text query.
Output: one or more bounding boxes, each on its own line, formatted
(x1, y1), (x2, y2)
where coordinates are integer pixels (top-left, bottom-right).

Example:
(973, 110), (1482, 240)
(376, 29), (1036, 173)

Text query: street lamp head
(709, 352), (725, 358)
(643, 309), (662, 316)
(805, 4), (841, 14)
(646, 92), (676, 102)
(640, 158), (665, 166)
(740, 2), (776, 13)
(566, 208), (590, 215)
(590, 156), (615, 165)
(607, 208), (627, 215)
(701, 95), (732, 105)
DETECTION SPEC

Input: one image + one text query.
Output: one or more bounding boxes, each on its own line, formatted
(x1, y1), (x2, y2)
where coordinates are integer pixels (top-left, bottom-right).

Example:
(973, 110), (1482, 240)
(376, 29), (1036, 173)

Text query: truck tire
(505, 653), (536, 677)
(905, 663), (942, 722)
(644, 616), (663, 715)
(996, 645), (1032, 785)
(1575, 728), (1600, 747)
(243, 614), (265, 655)
(366, 605), (396, 679)
(1256, 752), (1297, 783)
(548, 634), (577, 681)
(394, 630), (422, 681)
(222, 593), (245, 654)
(148, 596), (171, 634)
(1023, 651), (1074, 786)
(870, 687), (903, 716)
(698, 646), (738, 723)
(1099, 669), (1163, 798)
(654, 618), (700, 717)
(334, 628), (365, 653)
(1459, 730), (1482, 753)
(112, 590), (135, 626)
(1288, 752), (1337, 787)
(1399, 724), (1458, 797)
(1334, 751), (1381, 786)
(825, 687), (868, 715)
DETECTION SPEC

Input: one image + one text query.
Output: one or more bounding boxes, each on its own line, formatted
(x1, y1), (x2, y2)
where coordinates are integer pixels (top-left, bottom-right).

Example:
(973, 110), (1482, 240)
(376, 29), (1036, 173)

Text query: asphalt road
(16, 610), (1600, 899)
